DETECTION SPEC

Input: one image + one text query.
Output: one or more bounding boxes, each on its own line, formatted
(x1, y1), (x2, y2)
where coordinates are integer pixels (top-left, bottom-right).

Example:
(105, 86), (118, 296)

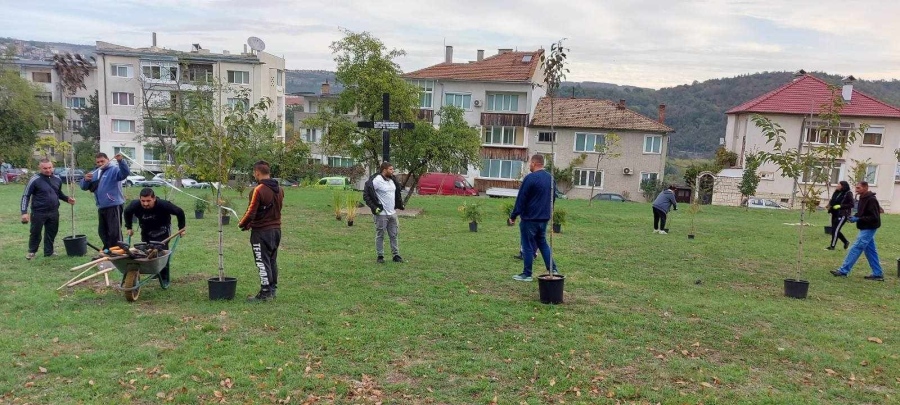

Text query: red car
(417, 173), (478, 196)
(2, 168), (28, 183)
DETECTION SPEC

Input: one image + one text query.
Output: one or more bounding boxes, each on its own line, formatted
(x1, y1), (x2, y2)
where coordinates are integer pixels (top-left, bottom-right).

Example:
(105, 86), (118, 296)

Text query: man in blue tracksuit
(508, 154), (559, 281)
(21, 158), (76, 259)
(81, 152), (130, 250)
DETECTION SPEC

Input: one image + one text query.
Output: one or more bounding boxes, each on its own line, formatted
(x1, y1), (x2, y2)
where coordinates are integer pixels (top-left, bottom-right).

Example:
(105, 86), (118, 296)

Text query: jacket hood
(860, 191), (876, 199)
(260, 178), (280, 194)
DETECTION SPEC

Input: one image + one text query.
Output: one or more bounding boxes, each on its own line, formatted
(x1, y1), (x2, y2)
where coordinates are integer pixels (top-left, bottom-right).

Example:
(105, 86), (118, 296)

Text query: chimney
(498, 48), (513, 54)
(321, 80), (330, 96)
(243, 44), (248, 54)
(842, 75), (856, 102)
(477, 49), (484, 61)
(192, 43), (201, 52)
(658, 104), (666, 124)
(617, 99), (626, 109)
(792, 69), (806, 81)
(445, 46), (453, 63)
(152, 32), (157, 47)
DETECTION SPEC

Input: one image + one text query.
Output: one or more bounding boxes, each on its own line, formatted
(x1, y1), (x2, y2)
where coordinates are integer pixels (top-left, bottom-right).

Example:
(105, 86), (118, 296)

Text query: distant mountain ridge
(6, 37), (900, 158)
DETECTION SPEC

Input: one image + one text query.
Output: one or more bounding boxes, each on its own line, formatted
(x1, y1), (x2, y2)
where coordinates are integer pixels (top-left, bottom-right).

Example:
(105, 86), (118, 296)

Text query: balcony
(480, 112), (529, 127)
(417, 109), (434, 122)
(480, 147), (529, 161)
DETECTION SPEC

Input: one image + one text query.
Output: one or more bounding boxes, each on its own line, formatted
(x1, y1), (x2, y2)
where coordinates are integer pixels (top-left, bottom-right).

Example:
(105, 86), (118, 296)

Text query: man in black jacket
(124, 188), (186, 288)
(363, 162), (405, 263)
(831, 181), (884, 280)
(21, 159), (76, 260)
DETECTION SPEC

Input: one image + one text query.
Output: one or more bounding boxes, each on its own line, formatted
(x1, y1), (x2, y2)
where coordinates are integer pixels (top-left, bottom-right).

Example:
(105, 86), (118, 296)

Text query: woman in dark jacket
(826, 180), (854, 250)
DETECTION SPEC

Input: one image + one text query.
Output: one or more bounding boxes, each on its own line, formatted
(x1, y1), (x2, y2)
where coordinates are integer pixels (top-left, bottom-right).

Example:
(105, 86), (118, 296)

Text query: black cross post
(357, 93), (415, 163)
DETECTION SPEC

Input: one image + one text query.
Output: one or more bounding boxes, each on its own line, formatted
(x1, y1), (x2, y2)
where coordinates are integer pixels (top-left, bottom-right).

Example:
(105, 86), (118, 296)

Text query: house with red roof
(403, 46), (546, 191)
(529, 98), (672, 200)
(720, 73), (900, 211)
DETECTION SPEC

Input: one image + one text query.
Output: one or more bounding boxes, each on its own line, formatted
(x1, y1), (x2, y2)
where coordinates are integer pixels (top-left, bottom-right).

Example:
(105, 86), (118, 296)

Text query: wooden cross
(356, 93), (415, 163)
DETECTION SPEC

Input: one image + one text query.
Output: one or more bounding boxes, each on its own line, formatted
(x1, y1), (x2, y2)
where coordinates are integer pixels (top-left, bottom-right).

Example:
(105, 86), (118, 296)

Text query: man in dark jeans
(238, 161), (284, 302)
(81, 152), (130, 251)
(508, 154), (558, 281)
(831, 181), (884, 281)
(652, 185), (678, 234)
(124, 188), (186, 288)
(21, 158), (76, 259)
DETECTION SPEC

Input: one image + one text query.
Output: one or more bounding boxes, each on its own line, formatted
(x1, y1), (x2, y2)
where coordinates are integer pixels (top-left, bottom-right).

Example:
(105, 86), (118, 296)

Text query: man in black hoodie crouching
(238, 161), (284, 301)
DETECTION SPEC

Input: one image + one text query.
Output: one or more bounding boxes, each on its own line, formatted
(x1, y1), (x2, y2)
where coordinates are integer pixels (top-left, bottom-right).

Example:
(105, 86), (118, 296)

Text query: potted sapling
(552, 208), (567, 234)
(687, 198), (700, 239)
(332, 192), (344, 221)
(501, 201), (515, 226)
(194, 196), (210, 219)
(458, 201), (483, 232)
(346, 192), (361, 226)
(59, 142), (88, 256)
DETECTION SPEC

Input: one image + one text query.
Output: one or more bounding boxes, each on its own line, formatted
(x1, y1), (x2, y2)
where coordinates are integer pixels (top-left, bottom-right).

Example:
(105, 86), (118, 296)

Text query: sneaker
(824, 246), (835, 251)
(159, 278), (170, 289)
(44, 252), (57, 257)
(247, 290), (274, 302)
(512, 274), (533, 282)
(25, 252), (35, 260)
(392, 255), (404, 263)
(658, 230), (668, 235)
(376, 255), (385, 264)
(550, 269), (560, 275)
(653, 229), (660, 234)
(843, 241), (849, 250)
(830, 270), (847, 277)
(513, 253), (524, 260)
(863, 275), (885, 281)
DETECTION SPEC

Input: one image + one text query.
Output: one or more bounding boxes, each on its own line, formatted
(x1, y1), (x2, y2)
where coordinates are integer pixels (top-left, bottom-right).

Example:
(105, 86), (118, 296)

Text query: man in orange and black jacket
(238, 160), (284, 301)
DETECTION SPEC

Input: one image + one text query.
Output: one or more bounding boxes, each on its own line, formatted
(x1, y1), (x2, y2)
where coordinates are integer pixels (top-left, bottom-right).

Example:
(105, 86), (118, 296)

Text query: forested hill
(560, 72), (900, 158)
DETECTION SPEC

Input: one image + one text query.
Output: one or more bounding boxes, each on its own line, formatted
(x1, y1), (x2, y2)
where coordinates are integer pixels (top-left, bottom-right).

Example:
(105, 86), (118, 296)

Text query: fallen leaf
(825, 369), (837, 375)
(860, 360), (868, 366)
(691, 342), (700, 347)
(156, 392), (166, 399)
(89, 380), (95, 386)
(38, 366), (47, 373)
(24, 382), (34, 388)
(549, 378), (556, 386)
(606, 390), (615, 398)
(214, 390), (223, 398)
(700, 382), (714, 388)
(868, 337), (883, 344)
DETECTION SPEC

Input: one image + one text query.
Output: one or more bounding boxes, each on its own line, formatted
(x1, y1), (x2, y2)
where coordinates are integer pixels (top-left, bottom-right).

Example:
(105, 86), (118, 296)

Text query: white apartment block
(94, 37), (286, 172)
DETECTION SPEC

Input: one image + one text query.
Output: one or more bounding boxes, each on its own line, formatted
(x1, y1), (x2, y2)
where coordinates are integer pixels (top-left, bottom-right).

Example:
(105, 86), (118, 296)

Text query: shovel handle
(70, 257), (109, 272)
(158, 228), (185, 245)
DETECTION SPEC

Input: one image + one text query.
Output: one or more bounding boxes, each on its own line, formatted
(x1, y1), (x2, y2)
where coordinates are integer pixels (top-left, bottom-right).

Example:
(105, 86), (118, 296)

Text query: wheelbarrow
(112, 232), (183, 302)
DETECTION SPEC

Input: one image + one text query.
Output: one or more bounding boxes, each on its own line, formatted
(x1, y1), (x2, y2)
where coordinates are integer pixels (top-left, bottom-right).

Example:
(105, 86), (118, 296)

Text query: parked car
(315, 176), (352, 190)
(417, 173), (478, 196)
(53, 168), (86, 183)
(273, 178), (299, 187)
(132, 179), (166, 187)
(745, 197), (788, 209)
(3, 168), (28, 183)
(184, 179), (212, 189)
(487, 186), (567, 199)
(591, 193), (632, 202)
(125, 175), (146, 186)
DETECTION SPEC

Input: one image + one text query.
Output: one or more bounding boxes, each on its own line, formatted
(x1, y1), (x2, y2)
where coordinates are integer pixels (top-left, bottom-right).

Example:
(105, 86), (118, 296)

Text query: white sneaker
(658, 230), (668, 235)
(653, 229), (660, 234)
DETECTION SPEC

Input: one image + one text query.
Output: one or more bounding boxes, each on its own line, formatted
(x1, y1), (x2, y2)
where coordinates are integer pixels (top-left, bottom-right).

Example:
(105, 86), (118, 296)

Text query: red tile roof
(529, 97), (673, 133)
(726, 74), (900, 118)
(285, 96), (303, 106)
(403, 50), (542, 83)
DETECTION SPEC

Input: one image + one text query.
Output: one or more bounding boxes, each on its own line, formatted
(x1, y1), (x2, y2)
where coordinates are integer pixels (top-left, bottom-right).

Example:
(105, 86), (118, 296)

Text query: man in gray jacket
(652, 185), (677, 234)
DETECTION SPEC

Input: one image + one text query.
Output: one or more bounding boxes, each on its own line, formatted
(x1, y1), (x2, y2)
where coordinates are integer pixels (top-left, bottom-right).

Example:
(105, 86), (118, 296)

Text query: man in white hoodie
(651, 185), (678, 234)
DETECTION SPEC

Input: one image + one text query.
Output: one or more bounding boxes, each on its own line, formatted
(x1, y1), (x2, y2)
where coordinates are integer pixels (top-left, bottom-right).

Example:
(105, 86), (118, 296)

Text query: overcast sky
(3, 0), (899, 89)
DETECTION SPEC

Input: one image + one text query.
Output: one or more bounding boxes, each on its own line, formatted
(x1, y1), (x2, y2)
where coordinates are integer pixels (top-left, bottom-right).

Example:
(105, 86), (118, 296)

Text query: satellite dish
(247, 37), (266, 52)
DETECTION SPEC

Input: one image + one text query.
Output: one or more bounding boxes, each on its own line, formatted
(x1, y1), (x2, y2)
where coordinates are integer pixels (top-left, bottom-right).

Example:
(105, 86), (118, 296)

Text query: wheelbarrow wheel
(123, 270), (140, 302)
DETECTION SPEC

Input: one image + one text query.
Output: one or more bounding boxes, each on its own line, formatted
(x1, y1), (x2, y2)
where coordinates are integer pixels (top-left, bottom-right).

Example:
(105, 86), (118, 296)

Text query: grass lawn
(0, 183), (898, 404)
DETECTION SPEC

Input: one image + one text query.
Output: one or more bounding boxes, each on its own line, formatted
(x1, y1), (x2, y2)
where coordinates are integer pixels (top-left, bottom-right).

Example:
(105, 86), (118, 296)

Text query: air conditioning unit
(623, 167), (633, 175)
(473, 99), (482, 107)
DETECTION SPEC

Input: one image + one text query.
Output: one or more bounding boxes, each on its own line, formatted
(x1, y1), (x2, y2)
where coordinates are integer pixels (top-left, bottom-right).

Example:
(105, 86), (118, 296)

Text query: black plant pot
(348, 220), (354, 227)
(195, 210), (204, 219)
(221, 216), (230, 226)
(537, 274), (565, 304)
(208, 277), (237, 300)
(783, 278), (809, 299)
(688, 234), (695, 240)
(824, 226), (833, 235)
(552, 223), (561, 233)
(62, 235), (88, 257)
(469, 221), (478, 232)
(896, 258), (899, 278)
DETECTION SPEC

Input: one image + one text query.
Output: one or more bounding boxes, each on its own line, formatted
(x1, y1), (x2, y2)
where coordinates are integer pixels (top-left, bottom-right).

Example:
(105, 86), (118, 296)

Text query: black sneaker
(513, 253), (524, 260)
(863, 275), (885, 281)
(247, 290), (274, 302)
(843, 241), (849, 250)
(392, 255), (404, 263)
(824, 246), (835, 251)
(377, 256), (385, 264)
(159, 277), (170, 289)
(830, 270), (847, 277)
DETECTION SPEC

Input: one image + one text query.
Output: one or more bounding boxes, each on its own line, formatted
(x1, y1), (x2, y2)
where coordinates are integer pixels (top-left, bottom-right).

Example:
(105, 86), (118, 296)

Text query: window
(575, 132), (606, 152)
(113, 147), (136, 159)
(36, 92), (52, 103)
(66, 97), (86, 109)
(32, 72), (51, 83)
(112, 119), (135, 133)
(141, 61), (178, 81)
(227, 70), (250, 85)
(276, 69), (283, 86)
(412, 80), (434, 109)
(328, 156), (356, 168)
(804, 121), (852, 145)
(480, 159), (524, 179)
(143, 146), (163, 163)
(67, 119), (83, 132)
(641, 172), (659, 182)
(895, 164), (900, 183)
(111, 64), (133, 78)
(862, 126), (884, 146)
(865, 165), (878, 185)
(486, 94), (519, 111)
(644, 135), (662, 154)
(227, 98), (249, 110)
(111, 92), (135, 106)
(483, 126), (516, 145)
(760, 171), (775, 181)
(304, 128), (318, 143)
(573, 169), (603, 188)
(445, 93), (471, 109)
(537, 132), (556, 143)
(800, 162), (842, 184)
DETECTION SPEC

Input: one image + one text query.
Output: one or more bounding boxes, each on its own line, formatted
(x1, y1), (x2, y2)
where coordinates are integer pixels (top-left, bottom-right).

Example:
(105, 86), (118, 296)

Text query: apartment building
(292, 81), (361, 169)
(94, 36), (286, 172)
(403, 46), (546, 191)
